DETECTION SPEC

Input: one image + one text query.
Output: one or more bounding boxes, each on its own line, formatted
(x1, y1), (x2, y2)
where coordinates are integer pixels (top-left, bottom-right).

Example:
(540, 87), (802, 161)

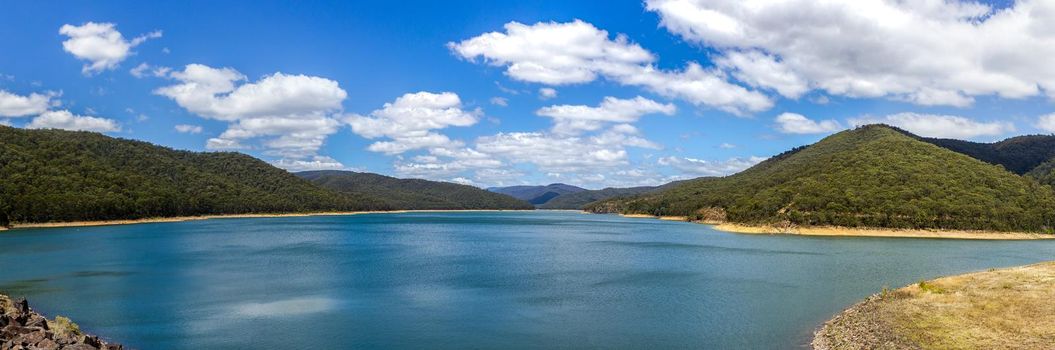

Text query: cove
(1, 211), (1054, 349)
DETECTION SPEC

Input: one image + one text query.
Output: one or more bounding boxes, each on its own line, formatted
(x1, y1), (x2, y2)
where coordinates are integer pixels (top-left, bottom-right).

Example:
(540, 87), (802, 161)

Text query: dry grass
(814, 261), (1055, 349)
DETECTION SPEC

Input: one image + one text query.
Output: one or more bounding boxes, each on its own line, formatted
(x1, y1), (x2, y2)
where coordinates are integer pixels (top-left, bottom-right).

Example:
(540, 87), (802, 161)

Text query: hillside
(538, 180), (689, 209)
(488, 183), (586, 205)
(909, 132), (1055, 175)
(0, 126), (387, 226)
(296, 170), (533, 210)
(586, 125), (1055, 233)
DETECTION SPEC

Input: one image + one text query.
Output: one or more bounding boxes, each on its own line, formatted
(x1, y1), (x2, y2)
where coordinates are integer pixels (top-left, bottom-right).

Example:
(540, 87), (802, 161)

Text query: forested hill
(0, 126), (388, 226)
(906, 131), (1055, 175)
(296, 170), (533, 210)
(586, 125), (1055, 233)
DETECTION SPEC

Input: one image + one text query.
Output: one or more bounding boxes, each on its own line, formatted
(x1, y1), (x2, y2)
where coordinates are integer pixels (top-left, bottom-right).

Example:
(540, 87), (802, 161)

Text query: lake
(1, 211), (1054, 349)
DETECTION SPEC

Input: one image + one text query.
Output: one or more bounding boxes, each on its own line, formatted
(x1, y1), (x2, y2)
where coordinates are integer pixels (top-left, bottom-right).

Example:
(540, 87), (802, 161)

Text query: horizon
(3, 0), (1055, 190)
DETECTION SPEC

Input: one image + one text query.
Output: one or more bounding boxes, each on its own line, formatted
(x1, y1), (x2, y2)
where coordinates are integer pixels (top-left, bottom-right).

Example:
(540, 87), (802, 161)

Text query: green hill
(296, 170), (533, 210)
(0, 126), (388, 226)
(538, 181), (688, 209)
(909, 132), (1055, 175)
(585, 125), (1055, 233)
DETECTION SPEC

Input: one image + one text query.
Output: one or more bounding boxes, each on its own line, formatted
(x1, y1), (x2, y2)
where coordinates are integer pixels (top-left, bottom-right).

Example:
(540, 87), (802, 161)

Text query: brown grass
(813, 261), (1055, 349)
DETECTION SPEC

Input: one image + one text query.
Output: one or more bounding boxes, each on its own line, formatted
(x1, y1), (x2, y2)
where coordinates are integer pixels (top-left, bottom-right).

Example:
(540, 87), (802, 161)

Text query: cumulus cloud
(27, 110), (120, 132)
(774, 112), (842, 134)
(489, 97), (508, 106)
(849, 113), (1014, 139)
(474, 124), (658, 173)
(271, 156), (347, 172)
(646, 0), (1055, 107)
(538, 87), (558, 99)
(155, 64), (346, 159)
(450, 20), (772, 114)
(174, 124), (203, 134)
(1037, 113), (1055, 133)
(60, 22), (161, 75)
(658, 156), (766, 177)
(537, 96), (675, 134)
(0, 90), (57, 117)
(346, 91), (480, 155)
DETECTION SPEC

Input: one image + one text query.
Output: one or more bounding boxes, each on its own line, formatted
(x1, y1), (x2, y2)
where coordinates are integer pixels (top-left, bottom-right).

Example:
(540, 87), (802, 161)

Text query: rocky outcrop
(1, 294), (122, 350)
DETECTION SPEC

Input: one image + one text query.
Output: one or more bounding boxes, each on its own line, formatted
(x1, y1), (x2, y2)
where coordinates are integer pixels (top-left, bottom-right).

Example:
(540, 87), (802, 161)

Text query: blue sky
(2, 0), (1054, 189)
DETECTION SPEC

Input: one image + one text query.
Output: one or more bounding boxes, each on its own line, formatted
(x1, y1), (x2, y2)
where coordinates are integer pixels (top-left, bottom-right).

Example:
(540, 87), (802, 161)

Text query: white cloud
(489, 97), (508, 106)
(0, 90), (57, 117)
(1037, 113), (1055, 133)
(450, 20), (653, 85)
(719, 143), (736, 149)
(716, 51), (809, 98)
(130, 62), (171, 78)
(774, 112), (842, 134)
(60, 22), (161, 75)
(271, 156), (346, 172)
(646, 0), (1055, 106)
(27, 110), (120, 132)
(536, 96), (675, 134)
(538, 87), (558, 99)
(346, 91), (480, 155)
(156, 64), (346, 159)
(174, 124), (203, 134)
(474, 124), (658, 174)
(848, 112), (1014, 139)
(450, 20), (772, 114)
(658, 156), (766, 177)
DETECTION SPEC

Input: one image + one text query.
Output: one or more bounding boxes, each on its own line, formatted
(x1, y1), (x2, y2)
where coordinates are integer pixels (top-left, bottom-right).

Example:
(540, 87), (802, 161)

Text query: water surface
(2, 211), (1054, 349)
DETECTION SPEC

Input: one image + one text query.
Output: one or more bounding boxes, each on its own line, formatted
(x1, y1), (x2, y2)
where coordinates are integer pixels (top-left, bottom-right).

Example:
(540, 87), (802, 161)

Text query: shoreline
(812, 261), (1055, 349)
(3, 209), (527, 231)
(614, 213), (1054, 240)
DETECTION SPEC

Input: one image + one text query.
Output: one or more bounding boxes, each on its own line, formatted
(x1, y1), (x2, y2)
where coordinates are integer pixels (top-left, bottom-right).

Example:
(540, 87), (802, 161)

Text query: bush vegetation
(586, 125), (1055, 233)
(0, 126), (388, 225)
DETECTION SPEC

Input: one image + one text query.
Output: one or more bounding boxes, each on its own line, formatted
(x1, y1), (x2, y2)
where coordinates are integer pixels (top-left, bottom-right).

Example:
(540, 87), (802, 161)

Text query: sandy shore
(617, 213), (691, 221)
(812, 261), (1055, 349)
(713, 223), (1054, 240)
(611, 213), (1054, 240)
(3, 209), (524, 230)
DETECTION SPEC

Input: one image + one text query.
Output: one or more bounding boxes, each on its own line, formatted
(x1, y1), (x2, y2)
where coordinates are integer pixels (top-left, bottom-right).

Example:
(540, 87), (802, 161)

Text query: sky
(2, 0), (1054, 189)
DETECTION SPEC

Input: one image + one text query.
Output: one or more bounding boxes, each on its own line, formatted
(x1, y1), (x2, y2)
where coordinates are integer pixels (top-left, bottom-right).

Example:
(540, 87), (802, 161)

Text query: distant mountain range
(488, 183), (587, 205)
(0, 126), (528, 226)
(587, 125), (1055, 233)
(297, 170), (532, 210)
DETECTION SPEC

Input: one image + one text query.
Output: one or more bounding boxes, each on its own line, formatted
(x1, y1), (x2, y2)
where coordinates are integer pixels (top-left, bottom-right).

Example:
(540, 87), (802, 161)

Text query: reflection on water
(1, 211), (1054, 349)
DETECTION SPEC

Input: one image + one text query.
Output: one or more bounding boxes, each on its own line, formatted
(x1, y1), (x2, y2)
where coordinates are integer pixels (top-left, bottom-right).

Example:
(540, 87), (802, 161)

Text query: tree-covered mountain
(487, 183), (586, 205)
(586, 125), (1055, 233)
(906, 132), (1055, 175)
(538, 180), (689, 209)
(296, 170), (533, 210)
(0, 126), (389, 225)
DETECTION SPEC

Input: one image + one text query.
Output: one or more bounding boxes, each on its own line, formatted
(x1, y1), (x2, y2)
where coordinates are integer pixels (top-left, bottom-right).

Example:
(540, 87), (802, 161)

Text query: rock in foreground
(1, 294), (122, 350)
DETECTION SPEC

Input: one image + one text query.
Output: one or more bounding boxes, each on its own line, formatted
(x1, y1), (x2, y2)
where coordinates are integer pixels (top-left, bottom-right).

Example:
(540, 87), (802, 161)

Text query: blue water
(1, 211), (1054, 349)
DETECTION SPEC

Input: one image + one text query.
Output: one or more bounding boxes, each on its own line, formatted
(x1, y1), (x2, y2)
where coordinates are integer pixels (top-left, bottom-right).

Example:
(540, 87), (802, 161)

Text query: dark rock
(0, 294), (122, 350)
(34, 337), (59, 350)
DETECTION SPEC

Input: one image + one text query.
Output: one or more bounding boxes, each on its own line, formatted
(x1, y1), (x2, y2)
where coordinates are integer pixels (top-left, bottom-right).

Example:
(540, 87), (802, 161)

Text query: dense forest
(0, 126), (391, 225)
(297, 170), (533, 210)
(585, 125), (1055, 233)
(905, 131), (1055, 175)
